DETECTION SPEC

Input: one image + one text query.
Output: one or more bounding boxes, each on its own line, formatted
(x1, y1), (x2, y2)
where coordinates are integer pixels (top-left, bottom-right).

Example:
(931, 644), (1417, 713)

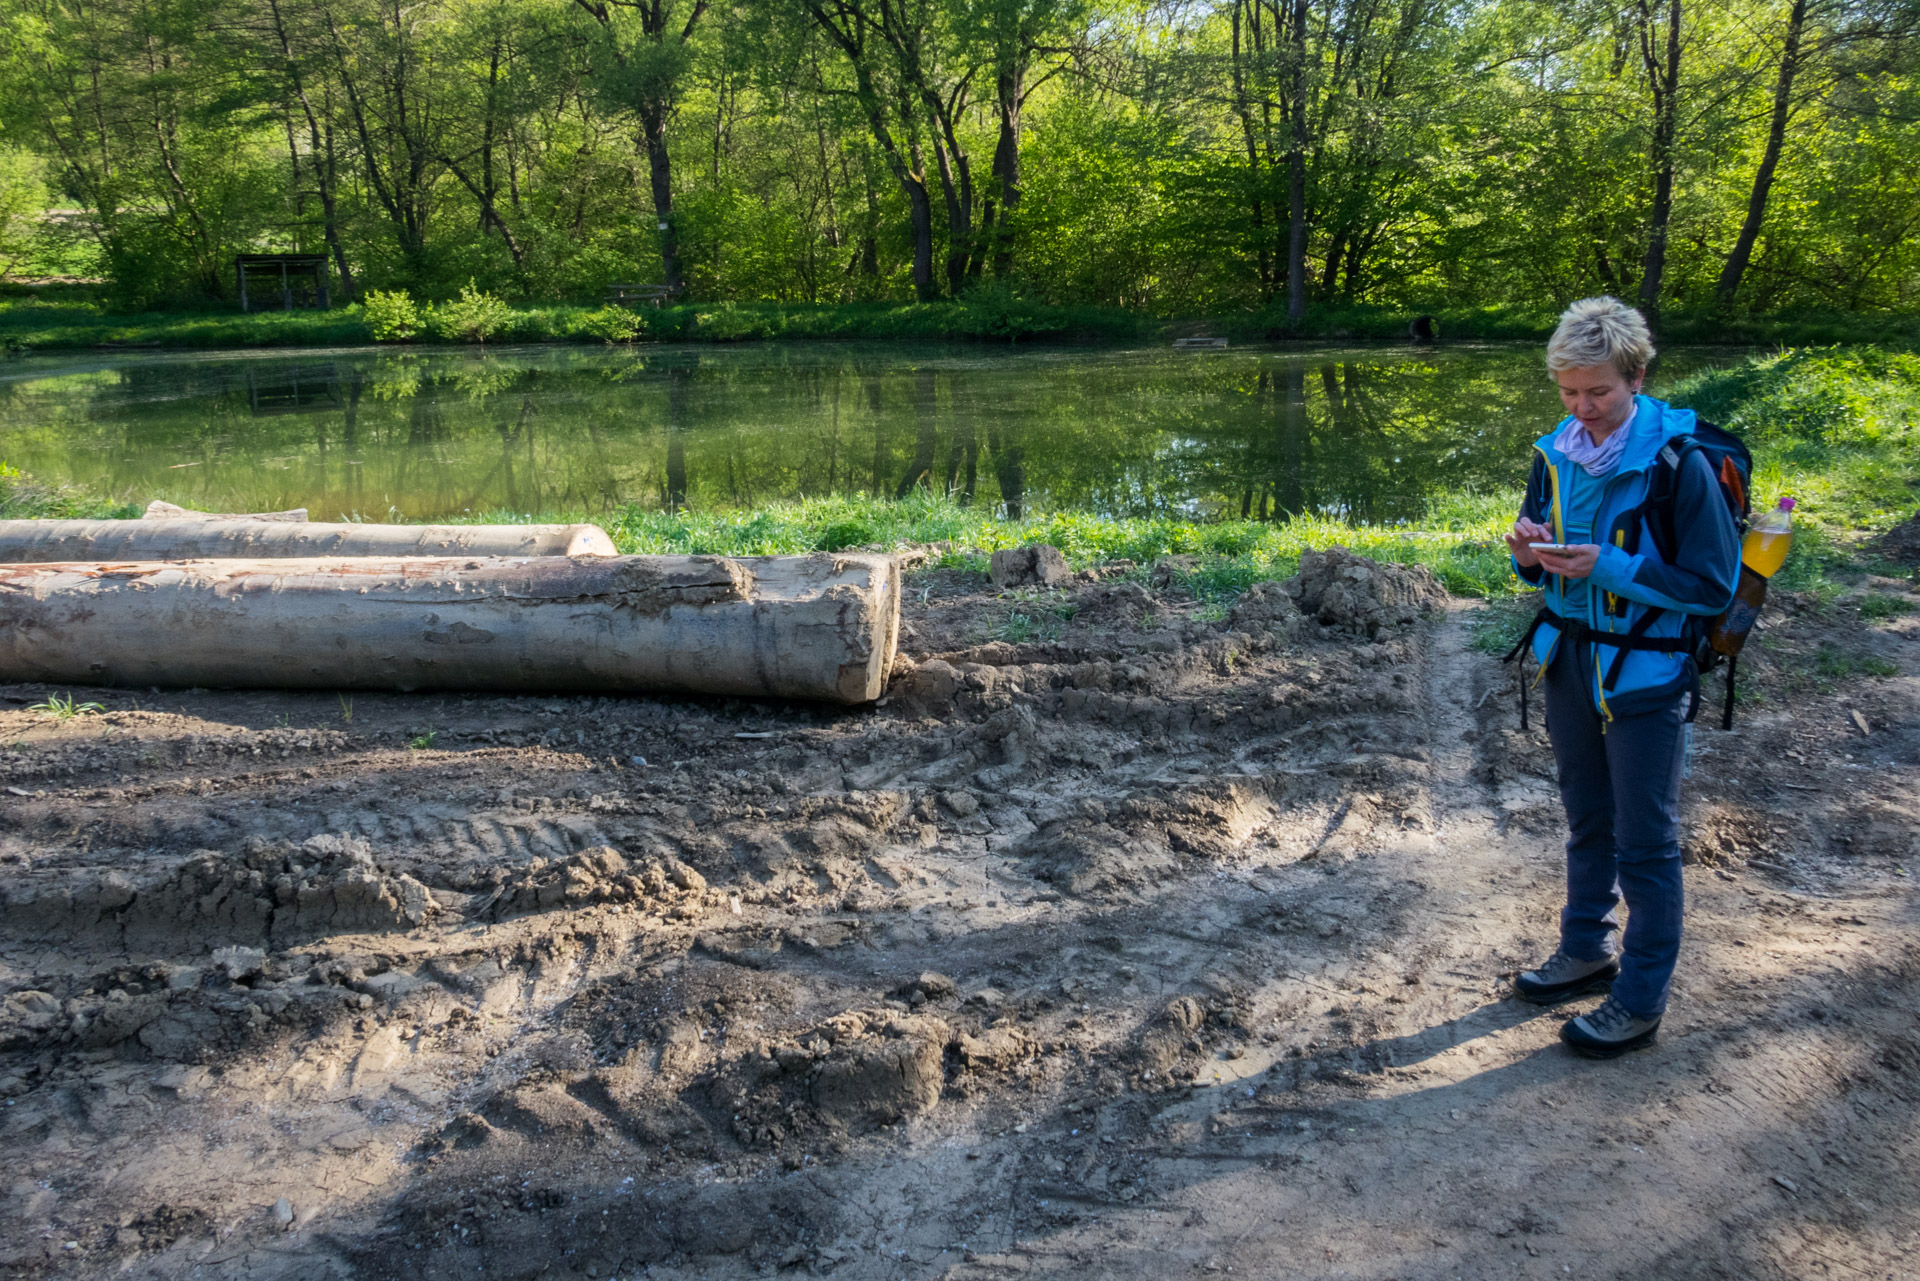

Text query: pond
(0, 342), (1741, 524)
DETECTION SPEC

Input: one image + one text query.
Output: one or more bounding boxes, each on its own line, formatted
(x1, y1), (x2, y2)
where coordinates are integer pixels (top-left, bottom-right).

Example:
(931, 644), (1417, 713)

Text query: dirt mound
(1227, 580), (1303, 635)
(1283, 545), (1448, 636)
(1073, 579), (1155, 626)
(709, 1010), (952, 1146)
(1870, 510), (1920, 566)
(989, 543), (1071, 587)
(491, 844), (711, 919)
(0, 833), (437, 949)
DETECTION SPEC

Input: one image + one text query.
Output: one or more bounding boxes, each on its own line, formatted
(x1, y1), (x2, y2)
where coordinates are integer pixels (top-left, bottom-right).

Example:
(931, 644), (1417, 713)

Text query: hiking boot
(1513, 950), (1619, 1005)
(1561, 996), (1661, 1059)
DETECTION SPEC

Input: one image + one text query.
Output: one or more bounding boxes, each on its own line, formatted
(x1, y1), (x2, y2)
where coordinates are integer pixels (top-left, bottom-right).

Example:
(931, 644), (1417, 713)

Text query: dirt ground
(2, 544), (1917, 1281)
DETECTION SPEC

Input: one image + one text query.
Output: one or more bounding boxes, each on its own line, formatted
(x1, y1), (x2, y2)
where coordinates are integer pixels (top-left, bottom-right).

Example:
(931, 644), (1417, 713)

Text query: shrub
(577, 304), (642, 343)
(814, 519), (874, 551)
(364, 290), (421, 342)
(428, 279), (513, 343)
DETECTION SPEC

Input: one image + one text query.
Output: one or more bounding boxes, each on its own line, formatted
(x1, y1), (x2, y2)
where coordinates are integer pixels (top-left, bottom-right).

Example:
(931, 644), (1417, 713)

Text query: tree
(1635, 0), (1685, 315)
(573, 0), (709, 295)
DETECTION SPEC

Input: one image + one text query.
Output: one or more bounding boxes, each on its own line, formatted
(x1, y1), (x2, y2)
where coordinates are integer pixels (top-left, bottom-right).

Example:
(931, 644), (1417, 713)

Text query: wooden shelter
(236, 254), (331, 312)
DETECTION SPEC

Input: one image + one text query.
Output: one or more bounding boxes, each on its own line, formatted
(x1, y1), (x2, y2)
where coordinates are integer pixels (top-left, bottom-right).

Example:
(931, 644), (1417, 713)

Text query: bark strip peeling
(0, 552), (901, 704)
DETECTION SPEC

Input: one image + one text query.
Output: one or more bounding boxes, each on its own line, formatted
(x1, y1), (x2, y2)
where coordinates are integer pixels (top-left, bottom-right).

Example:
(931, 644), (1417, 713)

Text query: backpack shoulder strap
(1640, 435), (1699, 565)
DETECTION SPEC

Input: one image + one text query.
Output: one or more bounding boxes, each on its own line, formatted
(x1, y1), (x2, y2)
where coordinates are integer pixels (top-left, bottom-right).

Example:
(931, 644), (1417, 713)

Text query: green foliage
(1858, 594), (1916, 622)
(0, 462), (139, 519)
(1670, 348), (1920, 450)
(0, 0), (1916, 322)
(29, 693), (104, 721)
(428, 281), (514, 344)
(364, 290), (422, 342)
(1813, 644), (1898, 681)
(577, 305), (643, 343)
(1671, 349), (1920, 584)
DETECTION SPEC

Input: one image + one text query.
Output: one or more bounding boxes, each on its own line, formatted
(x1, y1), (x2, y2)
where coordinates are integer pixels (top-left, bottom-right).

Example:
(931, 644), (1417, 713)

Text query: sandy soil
(1, 546), (1917, 1281)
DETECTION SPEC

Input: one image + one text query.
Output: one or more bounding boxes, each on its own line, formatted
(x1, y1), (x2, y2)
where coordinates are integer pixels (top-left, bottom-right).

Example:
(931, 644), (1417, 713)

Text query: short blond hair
(1546, 296), (1655, 377)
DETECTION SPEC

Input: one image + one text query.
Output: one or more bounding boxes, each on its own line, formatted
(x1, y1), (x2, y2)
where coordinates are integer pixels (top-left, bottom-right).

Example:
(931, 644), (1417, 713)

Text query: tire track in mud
(2, 554), (1916, 1279)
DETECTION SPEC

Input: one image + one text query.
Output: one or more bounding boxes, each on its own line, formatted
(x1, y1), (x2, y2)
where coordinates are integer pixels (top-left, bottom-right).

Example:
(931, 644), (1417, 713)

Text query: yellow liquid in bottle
(1741, 527), (1791, 578)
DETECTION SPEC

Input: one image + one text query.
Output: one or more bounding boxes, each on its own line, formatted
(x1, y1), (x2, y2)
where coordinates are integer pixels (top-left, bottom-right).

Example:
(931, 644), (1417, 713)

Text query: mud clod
(989, 543), (1071, 588)
(1284, 546), (1448, 636)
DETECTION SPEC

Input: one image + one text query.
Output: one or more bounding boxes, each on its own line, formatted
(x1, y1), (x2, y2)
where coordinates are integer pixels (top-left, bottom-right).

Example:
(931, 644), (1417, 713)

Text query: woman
(1501, 297), (1740, 1059)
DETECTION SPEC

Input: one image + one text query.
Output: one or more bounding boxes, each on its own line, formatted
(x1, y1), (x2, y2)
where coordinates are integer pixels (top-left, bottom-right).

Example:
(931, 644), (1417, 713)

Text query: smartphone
(1528, 542), (1577, 554)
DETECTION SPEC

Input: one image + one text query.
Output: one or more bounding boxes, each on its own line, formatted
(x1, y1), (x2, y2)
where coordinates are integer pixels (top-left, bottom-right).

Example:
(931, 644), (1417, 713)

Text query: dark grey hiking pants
(1541, 642), (1688, 1019)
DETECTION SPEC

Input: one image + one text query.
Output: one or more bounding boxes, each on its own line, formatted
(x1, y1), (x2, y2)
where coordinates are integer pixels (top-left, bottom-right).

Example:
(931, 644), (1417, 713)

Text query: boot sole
(1512, 969), (1619, 1007)
(1562, 1024), (1659, 1059)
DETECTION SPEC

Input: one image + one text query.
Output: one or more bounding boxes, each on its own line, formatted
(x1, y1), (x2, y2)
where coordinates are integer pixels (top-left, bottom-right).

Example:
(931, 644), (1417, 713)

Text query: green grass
(1813, 644), (1898, 681)
(1667, 347), (1920, 600)
(1858, 594), (1916, 622)
(2, 287), (1912, 353)
(28, 693), (104, 721)
(0, 294), (1155, 351)
(1223, 302), (1920, 347)
(1467, 594), (1541, 656)
(555, 489), (1527, 601)
(0, 462), (141, 519)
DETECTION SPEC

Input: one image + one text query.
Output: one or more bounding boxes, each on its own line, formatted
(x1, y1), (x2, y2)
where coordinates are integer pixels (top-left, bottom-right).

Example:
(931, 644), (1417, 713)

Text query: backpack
(1505, 418), (1756, 729)
(1629, 420), (1754, 728)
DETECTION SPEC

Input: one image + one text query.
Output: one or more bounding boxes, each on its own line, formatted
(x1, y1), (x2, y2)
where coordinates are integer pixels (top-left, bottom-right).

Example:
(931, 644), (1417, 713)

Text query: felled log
(144, 500), (308, 521)
(0, 518), (617, 563)
(0, 553), (900, 704)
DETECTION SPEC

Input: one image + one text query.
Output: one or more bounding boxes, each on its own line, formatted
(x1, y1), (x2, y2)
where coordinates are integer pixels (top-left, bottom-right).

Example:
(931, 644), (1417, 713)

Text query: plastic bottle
(1709, 497), (1794, 659)
(1741, 496), (1795, 578)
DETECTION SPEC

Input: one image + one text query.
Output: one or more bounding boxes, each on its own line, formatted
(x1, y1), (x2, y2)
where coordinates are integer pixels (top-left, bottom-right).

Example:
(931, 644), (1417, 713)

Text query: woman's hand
(1505, 518), (1554, 568)
(1534, 543), (1600, 579)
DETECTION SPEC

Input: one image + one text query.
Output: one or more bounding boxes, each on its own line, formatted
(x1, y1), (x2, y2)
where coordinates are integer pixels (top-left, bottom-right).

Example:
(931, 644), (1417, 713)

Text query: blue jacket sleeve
(1511, 453), (1549, 587)
(1587, 449), (1741, 614)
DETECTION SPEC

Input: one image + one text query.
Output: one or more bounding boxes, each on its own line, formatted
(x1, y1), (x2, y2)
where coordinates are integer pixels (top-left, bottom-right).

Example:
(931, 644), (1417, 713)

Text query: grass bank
(4, 348), (1913, 609)
(2, 289), (1913, 352)
(0, 293), (1155, 351)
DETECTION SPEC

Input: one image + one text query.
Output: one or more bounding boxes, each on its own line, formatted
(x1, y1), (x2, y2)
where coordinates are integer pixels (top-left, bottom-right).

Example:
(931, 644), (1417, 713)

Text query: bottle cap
(1779, 496), (1796, 511)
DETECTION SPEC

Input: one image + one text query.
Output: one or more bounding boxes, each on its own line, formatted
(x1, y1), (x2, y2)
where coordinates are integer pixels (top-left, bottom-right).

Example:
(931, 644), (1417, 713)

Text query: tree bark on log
(0, 553), (900, 704)
(0, 520), (617, 563)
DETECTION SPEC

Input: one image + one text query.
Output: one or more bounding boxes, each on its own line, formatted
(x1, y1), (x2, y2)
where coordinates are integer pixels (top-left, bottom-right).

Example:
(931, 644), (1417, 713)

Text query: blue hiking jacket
(1513, 395), (1741, 720)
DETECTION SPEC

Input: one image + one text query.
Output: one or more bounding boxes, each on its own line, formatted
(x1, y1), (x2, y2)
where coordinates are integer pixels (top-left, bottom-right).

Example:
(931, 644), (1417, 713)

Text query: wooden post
(0, 553), (901, 704)
(280, 260), (291, 311)
(238, 260), (249, 313)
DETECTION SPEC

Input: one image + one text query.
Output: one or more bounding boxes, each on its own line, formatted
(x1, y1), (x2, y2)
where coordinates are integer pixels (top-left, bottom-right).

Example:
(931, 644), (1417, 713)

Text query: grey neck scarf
(1555, 406), (1635, 477)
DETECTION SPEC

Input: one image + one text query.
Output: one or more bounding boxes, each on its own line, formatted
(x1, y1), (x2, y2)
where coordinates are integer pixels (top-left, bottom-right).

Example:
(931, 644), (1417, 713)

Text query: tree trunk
(1230, 0), (1273, 294)
(0, 519), (616, 562)
(644, 104), (683, 294)
(1285, 0), (1311, 323)
(0, 554), (901, 705)
(805, 2), (936, 301)
(985, 60), (1023, 277)
(1637, 0), (1684, 315)
(1716, 0), (1806, 308)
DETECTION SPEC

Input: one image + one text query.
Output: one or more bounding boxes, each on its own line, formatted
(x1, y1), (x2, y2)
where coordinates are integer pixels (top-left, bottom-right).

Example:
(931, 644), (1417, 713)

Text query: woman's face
(1554, 364), (1644, 437)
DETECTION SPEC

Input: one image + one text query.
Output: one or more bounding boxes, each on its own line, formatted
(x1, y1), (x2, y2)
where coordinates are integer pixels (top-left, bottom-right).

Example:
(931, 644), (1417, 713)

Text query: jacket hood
(1533, 395), (1697, 475)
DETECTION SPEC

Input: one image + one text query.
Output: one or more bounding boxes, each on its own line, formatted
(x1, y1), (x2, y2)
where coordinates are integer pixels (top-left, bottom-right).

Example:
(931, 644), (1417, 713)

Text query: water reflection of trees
(0, 346), (1656, 523)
